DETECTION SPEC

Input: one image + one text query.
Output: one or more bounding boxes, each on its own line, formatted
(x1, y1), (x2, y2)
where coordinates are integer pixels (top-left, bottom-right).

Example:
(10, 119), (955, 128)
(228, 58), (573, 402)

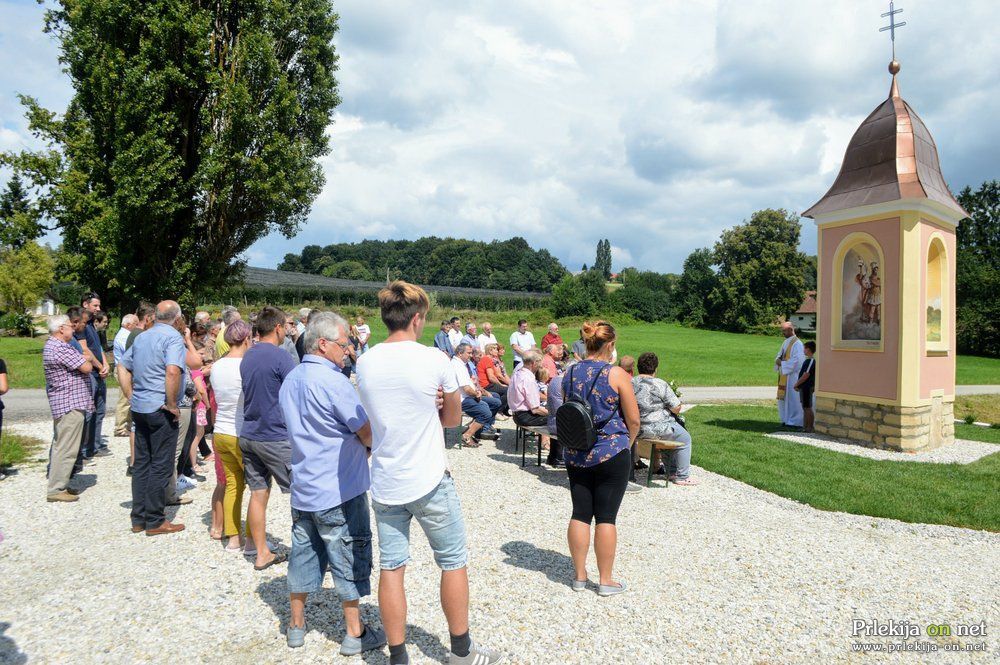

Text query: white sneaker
(176, 477), (195, 492)
(183, 474), (200, 485)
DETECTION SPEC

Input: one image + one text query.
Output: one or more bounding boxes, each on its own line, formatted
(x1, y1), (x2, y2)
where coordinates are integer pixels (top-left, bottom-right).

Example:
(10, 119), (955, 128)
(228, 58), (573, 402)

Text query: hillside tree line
(552, 209), (812, 334)
(279, 236), (568, 292)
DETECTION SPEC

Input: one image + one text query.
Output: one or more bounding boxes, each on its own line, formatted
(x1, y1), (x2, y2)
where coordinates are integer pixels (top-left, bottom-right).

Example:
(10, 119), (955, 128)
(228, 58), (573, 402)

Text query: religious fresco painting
(926, 239), (944, 343)
(841, 242), (882, 342)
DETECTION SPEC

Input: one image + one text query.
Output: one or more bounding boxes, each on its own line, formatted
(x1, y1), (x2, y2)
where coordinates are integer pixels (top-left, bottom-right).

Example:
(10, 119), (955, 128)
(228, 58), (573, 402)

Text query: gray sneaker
(286, 624), (306, 648)
(448, 641), (506, 664)
(625, 481), (643, 493)
(340, 624), (387, 656)
(571, 578), (588, 592)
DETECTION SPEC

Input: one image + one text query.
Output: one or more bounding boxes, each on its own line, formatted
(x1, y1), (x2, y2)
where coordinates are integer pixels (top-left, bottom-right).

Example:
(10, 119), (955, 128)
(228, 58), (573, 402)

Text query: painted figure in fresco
(855, 259), (870, 323)
(865, 263), (882, 325)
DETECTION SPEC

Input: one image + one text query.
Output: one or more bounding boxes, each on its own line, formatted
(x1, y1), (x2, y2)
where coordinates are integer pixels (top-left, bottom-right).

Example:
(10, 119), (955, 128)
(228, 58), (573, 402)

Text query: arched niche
(832, 232), (885, 350)
(926, 234), (949, 352)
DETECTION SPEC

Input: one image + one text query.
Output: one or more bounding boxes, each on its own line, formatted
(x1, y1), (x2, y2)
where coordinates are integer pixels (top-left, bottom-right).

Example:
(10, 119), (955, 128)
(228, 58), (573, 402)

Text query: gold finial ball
(889, 60), (901, 75)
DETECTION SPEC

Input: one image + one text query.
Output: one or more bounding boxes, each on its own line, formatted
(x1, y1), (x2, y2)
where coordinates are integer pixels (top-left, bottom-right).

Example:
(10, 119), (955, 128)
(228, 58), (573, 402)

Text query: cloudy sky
(1, 0), (997, 274)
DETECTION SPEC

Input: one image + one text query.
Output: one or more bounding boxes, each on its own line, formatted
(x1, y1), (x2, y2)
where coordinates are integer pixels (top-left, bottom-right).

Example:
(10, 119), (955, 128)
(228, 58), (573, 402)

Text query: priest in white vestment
(774, 322), (805, 428)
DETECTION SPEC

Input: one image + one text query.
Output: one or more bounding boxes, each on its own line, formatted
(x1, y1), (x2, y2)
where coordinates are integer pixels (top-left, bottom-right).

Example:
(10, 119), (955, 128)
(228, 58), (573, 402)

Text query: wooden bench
(635, 438), (685, 487)
(515, 424), (556, 467)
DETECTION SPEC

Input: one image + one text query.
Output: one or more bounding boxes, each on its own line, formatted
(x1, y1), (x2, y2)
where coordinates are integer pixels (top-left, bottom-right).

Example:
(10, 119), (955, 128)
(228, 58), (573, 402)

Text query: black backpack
(556, 363), (608, 451)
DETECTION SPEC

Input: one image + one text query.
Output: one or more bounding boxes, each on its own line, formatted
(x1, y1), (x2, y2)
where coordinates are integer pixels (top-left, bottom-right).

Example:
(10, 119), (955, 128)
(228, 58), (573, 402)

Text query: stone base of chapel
(813, 395), (955, 452)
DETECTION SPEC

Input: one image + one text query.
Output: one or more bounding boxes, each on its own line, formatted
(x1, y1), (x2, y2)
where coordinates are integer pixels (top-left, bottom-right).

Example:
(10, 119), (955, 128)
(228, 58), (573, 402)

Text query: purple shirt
(43, 336), (94, 420)
(240, 341), (297, 441)
(508, 365), (541, 413)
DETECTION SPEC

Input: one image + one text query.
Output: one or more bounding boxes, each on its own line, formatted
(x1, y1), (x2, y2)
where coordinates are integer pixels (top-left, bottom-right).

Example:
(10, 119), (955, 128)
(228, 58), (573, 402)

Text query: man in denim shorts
(357, 282), (506, 665)
(278, 312), (386, 655)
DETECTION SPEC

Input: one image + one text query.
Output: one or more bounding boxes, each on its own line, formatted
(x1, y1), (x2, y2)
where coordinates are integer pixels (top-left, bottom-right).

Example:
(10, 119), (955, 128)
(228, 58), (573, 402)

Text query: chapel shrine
(802, 59), (967, 451)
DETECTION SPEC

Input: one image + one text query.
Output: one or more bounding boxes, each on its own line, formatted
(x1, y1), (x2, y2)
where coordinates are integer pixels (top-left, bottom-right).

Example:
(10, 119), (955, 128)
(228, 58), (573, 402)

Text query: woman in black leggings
(561, 321), (640, 596)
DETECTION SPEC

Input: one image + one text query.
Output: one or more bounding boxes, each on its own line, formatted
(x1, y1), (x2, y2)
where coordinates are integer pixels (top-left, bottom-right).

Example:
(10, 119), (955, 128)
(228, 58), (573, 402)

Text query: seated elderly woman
(632, 352), (698, 485)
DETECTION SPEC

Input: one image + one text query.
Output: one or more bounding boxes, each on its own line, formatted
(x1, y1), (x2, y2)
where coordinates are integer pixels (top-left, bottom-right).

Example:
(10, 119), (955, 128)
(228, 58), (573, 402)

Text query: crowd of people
(35, 282), (703, 662)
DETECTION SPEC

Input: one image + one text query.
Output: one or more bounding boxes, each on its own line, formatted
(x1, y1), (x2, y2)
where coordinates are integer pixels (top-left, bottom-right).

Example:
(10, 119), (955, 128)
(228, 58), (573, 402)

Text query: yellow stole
(776, 336), (798, 400)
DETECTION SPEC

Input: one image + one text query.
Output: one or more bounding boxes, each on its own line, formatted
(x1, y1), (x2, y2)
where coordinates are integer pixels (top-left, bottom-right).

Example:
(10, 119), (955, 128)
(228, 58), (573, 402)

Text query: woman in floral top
(632, 352), (697, 485)
(561, 321), (639, 597)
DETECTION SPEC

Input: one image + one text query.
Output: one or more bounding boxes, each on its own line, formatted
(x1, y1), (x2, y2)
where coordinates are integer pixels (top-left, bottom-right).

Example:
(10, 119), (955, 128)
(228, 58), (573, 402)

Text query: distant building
(791, 291), (817, 332)
(33, 298), (57, 316)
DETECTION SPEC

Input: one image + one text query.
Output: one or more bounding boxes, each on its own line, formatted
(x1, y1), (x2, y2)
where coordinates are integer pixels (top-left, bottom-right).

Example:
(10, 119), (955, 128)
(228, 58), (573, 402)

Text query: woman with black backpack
(557, 321), (640, 597)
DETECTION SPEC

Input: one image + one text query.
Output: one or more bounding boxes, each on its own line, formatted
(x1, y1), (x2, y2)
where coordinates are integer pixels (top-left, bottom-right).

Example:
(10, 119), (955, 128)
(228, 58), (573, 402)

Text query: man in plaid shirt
(43, 314), (95, 502)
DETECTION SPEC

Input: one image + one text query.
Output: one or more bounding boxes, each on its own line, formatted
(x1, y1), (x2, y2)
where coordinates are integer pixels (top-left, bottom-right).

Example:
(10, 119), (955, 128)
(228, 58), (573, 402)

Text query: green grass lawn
(686, 405), (1000, 532)
(955, 354), (1000, 385)
(0, 431), (47, 468)
(954, 423), (1000, 445)
(2, 319), (998, 388)
(611, 323), (781, 385)
(0, 337), (49, 390)
(955, 394), (1000, 425)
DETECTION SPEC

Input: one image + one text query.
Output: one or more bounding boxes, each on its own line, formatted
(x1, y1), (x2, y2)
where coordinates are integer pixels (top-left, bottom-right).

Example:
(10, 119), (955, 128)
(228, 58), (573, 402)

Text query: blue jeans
(372, 474), (467, 571)
(481, 393), (501, 418)
(287, 493), (373, 600)
(82, 375), (107, 456)
(462, 395), (500, 428)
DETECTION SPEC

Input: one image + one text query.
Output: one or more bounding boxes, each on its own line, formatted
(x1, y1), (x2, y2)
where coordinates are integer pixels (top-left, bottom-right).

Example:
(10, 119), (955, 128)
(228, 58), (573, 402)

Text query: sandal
(254, 550), (288, 571)
(209, 527), (223, 540)
(462, 437), (481, 448)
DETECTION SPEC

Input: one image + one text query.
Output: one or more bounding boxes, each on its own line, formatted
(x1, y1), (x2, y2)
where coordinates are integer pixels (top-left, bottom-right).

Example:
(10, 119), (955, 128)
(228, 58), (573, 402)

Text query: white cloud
(1, 0), (996, 275)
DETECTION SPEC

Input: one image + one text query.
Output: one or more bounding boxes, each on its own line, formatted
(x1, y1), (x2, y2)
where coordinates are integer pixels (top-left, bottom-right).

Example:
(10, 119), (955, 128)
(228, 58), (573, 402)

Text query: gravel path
(768, 431), (999, 464)
(1, 417), (998, 664)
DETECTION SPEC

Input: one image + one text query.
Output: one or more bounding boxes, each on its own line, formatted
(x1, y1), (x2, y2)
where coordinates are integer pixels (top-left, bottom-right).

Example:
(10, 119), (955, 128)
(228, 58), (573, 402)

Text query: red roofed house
(791, 290), (817, 332)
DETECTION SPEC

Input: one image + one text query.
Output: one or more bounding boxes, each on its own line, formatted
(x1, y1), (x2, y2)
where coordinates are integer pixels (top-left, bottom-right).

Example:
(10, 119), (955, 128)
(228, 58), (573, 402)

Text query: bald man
(120, 300), (191, 535)
(774, 322), (805, 429)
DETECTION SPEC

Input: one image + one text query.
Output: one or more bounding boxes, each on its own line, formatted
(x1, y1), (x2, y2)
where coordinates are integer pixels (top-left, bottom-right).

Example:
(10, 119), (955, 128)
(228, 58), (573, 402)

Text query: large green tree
(674, 248), (718, 327)
(709, 209), (809, 332)
(956, 181), (1000, 357)
(550, 269), (608, 318)
(593, 238), (612, 280)
(3, 0), (340, 306)
(0, 241), (55, 313)
(0, 175), (42, 249)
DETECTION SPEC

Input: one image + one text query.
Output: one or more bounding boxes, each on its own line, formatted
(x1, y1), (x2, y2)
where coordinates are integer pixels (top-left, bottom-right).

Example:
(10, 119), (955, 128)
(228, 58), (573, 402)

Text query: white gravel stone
(0, 416), (997, 664)
(768, 431), (997, 464)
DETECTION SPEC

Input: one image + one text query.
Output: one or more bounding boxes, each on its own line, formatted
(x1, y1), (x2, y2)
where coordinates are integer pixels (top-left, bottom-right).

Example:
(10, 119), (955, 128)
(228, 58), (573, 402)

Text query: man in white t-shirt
(508, 319), (535, 371)
(355, 282), (504, 665)
(447, 316), (463, 351)
(449, 343), (499, 444)
(476, 322), (497, 353)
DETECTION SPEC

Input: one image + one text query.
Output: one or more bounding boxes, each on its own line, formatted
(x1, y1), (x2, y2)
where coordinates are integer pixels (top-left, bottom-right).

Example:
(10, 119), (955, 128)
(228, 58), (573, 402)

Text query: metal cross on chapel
(879, 1), (907, 59)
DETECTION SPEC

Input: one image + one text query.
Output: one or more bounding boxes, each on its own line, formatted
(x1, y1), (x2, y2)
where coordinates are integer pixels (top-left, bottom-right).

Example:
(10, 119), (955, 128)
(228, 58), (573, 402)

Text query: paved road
(5, 384), (999, 422)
